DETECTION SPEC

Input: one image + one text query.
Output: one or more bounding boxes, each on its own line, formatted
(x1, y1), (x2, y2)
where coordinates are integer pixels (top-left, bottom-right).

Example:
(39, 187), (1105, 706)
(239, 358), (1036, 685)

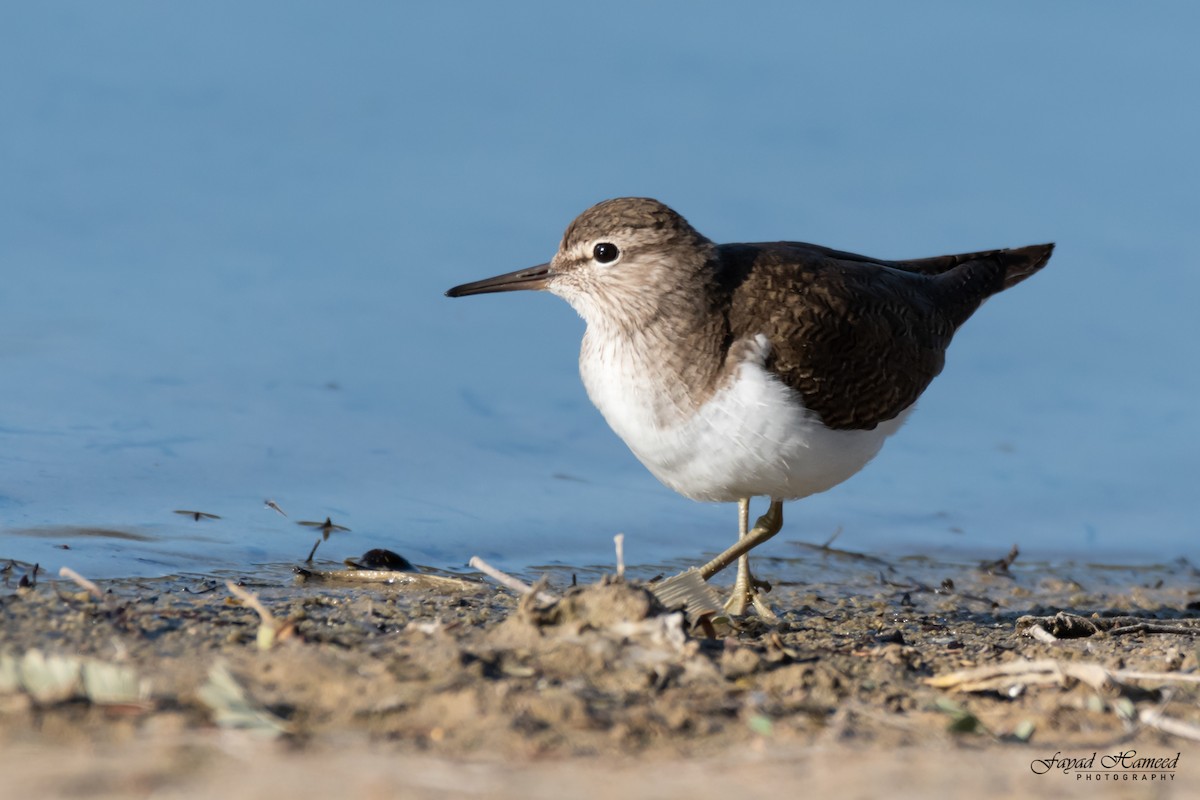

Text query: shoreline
(2, 554), (1199, 798)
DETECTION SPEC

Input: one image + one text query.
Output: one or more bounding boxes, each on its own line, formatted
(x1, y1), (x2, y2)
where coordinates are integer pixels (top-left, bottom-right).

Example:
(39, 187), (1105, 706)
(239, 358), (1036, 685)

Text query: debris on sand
(3, 552), (1200, 775)
(294, 565), (481, 593)
(226, 581), (298, 651)
(0, 650), (148, 707)
(198, 662), (292, 737)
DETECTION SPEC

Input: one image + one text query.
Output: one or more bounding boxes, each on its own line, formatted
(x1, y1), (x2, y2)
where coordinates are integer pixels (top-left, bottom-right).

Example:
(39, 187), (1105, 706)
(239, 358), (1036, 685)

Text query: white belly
(581, 336), (912, 503)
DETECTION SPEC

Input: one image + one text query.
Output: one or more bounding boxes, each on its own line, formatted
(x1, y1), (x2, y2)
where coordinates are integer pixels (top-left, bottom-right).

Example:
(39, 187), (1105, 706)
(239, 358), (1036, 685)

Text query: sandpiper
(447, 198), (1052, 616)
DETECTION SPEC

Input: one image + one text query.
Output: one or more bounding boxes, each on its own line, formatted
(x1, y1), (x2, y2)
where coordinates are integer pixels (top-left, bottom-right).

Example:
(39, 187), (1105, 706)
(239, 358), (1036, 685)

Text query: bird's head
(446, 197), (715, 331)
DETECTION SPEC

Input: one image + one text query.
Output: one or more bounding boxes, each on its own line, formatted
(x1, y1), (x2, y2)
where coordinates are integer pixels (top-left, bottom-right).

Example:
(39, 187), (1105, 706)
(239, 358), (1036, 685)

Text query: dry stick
(931, 659), (1200, 692)
(468, 556), (557, 604)
(225, 581), (276, 626)
(928, 659), (1112, 691)
(1022, 613), (1200, 638)
(930, 657), (1200, 744)
(614, 533), (625, 579)
(1026, 624), (1060, 644)
(59, 566), (103, 599)
(1108, 622), (1200, 636)
(1139, 707), (1200, 742)
(226, 581), (295, 649)
(1114, 670), (1200, 685)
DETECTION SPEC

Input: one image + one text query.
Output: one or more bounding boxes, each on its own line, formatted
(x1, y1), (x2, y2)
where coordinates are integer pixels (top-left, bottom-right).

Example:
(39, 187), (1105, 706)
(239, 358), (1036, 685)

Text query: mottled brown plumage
(714, 240), (1053, 429)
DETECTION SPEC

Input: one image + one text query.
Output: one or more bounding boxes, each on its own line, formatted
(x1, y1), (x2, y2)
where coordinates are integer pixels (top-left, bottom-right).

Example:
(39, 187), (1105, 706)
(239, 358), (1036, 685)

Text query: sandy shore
(2, 552), (1198, 798)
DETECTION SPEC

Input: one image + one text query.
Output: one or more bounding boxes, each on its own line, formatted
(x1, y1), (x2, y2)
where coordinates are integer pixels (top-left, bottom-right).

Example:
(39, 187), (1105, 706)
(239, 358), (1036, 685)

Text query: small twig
(225, 581), (294, 650)
(1139, 707), (1200, 742)
(517, 575), (556, 616)
(59, 566), (103, 599)
(1114, 670), (1200, 685)
(226, 581), (275, 623)
(930, 659), (1200, 698)
(927, 659), (1115, 693)
(1108, 622), (1200, 637)
(614, 533), (625, 579)
(305, 538), (321, 564)
(468, 556), (557, 604)
(1015, 612), (1200, 640)
(1026, 624), (1059, 644)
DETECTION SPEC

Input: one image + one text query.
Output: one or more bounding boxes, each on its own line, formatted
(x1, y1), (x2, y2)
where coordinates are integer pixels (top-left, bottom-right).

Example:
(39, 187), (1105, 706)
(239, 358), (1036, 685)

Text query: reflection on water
(9, 526), (158, 543)
(1, 4), (1198, 578)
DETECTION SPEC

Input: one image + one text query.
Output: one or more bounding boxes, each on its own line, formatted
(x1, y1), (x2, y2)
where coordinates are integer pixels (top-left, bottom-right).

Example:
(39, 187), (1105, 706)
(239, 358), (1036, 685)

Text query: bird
(173, 510), (221, 521)
(446, 197), (1052, 616)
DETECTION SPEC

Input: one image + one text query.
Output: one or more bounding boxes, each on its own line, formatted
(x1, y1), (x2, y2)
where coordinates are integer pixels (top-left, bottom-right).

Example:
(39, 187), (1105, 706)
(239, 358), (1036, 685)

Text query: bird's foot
(723, 555), (777, 619)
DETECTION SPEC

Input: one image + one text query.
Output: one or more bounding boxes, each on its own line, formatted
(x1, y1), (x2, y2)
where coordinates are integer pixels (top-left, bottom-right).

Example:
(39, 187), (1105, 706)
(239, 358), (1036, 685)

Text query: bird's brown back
(714, 241), (1053, 430)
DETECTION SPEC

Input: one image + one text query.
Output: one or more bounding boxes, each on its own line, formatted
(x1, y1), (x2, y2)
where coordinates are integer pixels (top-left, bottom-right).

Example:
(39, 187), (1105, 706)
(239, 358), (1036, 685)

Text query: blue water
(1, 3), (1197, 578)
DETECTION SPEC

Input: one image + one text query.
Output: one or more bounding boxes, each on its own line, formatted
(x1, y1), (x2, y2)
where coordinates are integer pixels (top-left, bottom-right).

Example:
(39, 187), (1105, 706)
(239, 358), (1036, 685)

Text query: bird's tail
(993, 243), (1055, 290)
(897, 243), (1054, 291)
(910, 243), (1054, 329)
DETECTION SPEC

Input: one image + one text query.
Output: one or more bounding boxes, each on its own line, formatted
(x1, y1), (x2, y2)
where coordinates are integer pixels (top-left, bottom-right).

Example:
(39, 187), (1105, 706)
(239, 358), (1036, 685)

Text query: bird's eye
(593, 242), (620, 264)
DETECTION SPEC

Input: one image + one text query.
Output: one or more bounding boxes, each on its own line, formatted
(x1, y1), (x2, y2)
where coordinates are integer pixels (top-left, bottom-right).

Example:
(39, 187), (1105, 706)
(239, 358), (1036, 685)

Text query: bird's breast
(579, 331), (911, 502)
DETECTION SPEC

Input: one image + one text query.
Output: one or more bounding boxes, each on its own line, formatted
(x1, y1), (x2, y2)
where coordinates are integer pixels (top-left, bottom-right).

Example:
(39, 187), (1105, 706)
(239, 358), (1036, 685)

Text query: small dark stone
(344, 549), (415, 572)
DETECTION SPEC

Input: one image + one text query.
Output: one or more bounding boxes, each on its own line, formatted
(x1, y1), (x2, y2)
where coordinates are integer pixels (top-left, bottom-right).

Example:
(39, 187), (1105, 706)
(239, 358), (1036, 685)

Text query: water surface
(1, 3), (1197, 577)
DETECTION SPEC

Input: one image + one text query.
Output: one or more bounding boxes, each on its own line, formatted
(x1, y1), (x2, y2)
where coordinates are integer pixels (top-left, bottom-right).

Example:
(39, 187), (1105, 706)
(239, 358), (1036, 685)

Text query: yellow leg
(700, 498), (783, 618)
